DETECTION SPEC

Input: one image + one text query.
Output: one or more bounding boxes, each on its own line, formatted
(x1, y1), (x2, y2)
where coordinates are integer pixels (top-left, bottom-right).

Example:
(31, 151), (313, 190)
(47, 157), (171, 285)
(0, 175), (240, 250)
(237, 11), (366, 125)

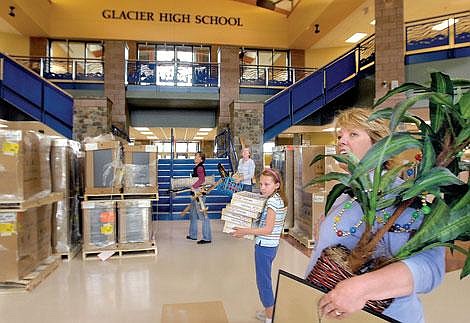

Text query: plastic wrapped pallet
(84, 141), (122, 194)
(51, 139), (82, 253)
(82, 201), (117, 250)
(117, 200), (153, 243)
(221, 191), (266, 240)
(291, 145), (337, 246)
(123, 145), (158, 193)
(0, 130), (51, 201)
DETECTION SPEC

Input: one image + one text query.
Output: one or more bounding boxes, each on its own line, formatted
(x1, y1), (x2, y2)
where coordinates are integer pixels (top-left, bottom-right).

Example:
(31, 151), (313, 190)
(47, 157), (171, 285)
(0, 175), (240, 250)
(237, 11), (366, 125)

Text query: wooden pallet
(0, 256), (60, 293)
(82, 242), (157, 260)
(0, 192), (63, 211)
(55, 243), (82, 261)
(83, 192), (158, 201)
(288, 230), (315, 249)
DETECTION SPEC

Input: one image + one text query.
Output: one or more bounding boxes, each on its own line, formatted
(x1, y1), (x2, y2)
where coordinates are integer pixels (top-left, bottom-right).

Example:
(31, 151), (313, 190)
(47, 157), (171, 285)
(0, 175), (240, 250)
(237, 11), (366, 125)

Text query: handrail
(214, 128), (238, 171)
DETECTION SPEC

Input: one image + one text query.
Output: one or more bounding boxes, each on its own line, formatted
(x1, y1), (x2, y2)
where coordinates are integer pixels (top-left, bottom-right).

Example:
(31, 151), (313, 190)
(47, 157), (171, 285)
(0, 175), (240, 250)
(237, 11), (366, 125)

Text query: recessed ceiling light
(146, 136), (158, 139)
(345, 32), (367, 43)
(432, 18), (458, 31)
(196, 132), (209, 136)
(199, 128), (213, 131)
(0, 124), (8, 128)
(193, 137), (204, 140)
(134, 127), (150, 131)
(370, 19), (376, 25)
(140, 131), (154, 135)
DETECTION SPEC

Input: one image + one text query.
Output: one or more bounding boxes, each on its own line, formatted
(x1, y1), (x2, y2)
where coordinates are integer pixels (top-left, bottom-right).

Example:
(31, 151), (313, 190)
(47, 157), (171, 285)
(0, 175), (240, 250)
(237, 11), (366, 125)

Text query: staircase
(155, 158), (233, 220)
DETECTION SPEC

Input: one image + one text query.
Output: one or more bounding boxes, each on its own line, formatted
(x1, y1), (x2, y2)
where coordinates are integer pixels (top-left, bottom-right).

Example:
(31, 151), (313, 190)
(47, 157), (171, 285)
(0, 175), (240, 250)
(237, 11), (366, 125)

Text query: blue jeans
(255, 243), (278, 308)
(188, 196), (212, 241)
(242, 184), (252, 192)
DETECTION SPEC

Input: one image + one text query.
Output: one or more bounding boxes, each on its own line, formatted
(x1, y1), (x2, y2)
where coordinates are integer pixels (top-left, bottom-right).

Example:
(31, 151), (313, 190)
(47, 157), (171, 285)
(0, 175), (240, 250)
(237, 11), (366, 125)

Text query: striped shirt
(255, 193), (286, 247)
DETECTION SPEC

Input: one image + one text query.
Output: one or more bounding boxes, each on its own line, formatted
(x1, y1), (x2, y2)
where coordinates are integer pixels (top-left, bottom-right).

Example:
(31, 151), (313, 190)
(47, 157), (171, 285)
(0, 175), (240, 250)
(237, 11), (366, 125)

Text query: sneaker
(255, 310), (266, 321)
(197, 240), (211, 244)
(186, 235), (197, 240)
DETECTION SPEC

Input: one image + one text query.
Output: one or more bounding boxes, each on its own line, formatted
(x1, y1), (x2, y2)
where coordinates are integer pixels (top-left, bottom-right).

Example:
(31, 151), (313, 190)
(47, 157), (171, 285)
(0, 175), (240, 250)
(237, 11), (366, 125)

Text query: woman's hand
(318, 276), (368, 319)
(232, 227), (250, 238)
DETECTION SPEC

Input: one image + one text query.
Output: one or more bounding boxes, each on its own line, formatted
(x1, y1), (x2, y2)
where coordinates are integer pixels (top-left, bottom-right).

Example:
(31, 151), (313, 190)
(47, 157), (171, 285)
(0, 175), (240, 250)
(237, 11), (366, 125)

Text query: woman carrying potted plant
(305, 107), (445, 322)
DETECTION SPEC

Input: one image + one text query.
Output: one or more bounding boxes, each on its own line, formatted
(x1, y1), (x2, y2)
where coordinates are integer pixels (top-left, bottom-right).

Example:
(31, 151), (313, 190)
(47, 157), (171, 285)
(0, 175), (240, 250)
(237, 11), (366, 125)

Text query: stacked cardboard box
(82, 201), (117, 251)
(0, 130), (51, 201)
(0, 205), (53, 281)
(123, 145), (158, 194)
(117, 200), (153, 243)
(221, 191), (266, 240)
(84, 141), (122, 194)
(290, 145), (339, 247)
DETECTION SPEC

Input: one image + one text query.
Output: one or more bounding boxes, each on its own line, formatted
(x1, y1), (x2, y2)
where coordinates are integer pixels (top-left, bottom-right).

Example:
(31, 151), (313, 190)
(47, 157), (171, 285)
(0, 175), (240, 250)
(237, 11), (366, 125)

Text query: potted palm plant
(306, 71), (469, 312)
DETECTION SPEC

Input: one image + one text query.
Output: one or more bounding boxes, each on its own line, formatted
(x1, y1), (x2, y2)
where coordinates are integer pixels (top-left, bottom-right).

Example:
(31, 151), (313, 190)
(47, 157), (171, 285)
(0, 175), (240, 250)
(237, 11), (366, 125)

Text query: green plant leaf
(379, 163), (413, 193)
(369, 108), (422, 127)
(402, 167), (464, 200)
(431, 72), (454, 95)
(376, 197), (399, 210)
(351, 133), (422, 180)
(462, 255), (470, 279)
(453, 79), (470, 87)
(390, 93), (433, 131)
(374, 83), (431, 107)
(418, 128), (436, 174)
(457, 91), (470, 118)
(304, 172), (351, 188)
(325, 183), (349, 215)
(455, 126), (470, 147)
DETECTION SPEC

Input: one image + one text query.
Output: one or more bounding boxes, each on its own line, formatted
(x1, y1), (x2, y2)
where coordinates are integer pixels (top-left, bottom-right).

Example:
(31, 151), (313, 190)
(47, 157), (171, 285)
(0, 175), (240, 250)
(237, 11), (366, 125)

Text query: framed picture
(273, 270), (398, 323)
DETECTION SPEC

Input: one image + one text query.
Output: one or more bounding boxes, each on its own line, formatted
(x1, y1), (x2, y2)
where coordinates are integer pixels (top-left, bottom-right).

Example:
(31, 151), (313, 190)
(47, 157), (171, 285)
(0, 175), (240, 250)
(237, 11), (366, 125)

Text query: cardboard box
(84, 141), (122, 194)
(82, 201), (117, 251)
(117, 200), (152, 243)
(123, 145), (158, 193)
(0, 209), (38, 281)
(0, 130), (51, 201)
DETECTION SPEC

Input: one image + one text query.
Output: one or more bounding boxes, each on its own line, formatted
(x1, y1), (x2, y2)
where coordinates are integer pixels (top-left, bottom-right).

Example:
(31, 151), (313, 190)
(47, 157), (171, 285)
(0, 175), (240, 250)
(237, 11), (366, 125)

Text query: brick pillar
(219, 46), (240, 125)
(29, 37), (47, 57)
(290, 49), (306, 82)
(229, 101), (263, 176)
(375, 0), (405, 107)
(127, 41), (137, 60)
(104, 40), (127, 131)
(73, 97), (112, 142)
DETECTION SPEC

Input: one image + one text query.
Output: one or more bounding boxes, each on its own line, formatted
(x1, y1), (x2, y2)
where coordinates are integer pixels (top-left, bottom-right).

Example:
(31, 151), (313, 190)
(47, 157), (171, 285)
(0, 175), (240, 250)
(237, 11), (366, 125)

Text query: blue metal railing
(126, 60), (219, 87)
(263, 35), (375, 141)
(0, 53), (74, 138)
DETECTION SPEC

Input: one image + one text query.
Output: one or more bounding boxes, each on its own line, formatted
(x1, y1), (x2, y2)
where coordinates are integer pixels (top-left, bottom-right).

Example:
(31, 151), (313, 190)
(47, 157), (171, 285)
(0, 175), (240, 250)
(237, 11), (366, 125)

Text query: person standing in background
(237, 147), (256, 192)
(186, 151), (212, 244)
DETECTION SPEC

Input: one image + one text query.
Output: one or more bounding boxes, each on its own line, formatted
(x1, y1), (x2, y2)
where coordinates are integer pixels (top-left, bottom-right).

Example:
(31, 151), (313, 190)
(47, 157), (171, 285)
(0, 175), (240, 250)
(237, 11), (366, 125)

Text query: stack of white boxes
(221, 191), (266, 240)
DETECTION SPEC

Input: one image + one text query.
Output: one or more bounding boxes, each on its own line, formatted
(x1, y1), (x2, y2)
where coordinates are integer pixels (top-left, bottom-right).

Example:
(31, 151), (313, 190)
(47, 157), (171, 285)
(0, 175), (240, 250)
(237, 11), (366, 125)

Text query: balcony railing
(10, 56), (104, 81)
(406, 11), (470, 52)
(126, 60), (219, 87)
(239, 65), (317, 87)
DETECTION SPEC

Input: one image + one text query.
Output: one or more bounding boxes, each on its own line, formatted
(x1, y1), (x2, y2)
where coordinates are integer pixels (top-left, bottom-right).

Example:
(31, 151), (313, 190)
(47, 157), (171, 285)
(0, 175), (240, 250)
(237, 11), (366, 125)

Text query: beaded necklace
(332, 195), (431, 237)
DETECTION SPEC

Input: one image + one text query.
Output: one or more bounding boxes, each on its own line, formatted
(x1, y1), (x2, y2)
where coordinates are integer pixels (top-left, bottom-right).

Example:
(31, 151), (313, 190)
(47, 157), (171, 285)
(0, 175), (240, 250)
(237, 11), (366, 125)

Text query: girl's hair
(334, 107), (390, 144)
(260, 168), (288, 206)
(334, 107), (396, 168)
(196, 151), (206, 162)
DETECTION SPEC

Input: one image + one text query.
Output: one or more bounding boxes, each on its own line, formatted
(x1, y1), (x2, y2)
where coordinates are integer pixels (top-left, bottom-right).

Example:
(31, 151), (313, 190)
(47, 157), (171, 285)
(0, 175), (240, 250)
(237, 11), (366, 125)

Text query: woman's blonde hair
(334, 107), (396, 168)
(334, 107), (390, 144)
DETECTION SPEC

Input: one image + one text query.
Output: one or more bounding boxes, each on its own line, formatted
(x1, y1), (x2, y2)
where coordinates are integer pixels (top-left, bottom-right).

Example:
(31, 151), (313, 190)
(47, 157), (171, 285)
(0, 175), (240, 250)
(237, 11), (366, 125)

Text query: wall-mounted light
(8, 6), (16, 17)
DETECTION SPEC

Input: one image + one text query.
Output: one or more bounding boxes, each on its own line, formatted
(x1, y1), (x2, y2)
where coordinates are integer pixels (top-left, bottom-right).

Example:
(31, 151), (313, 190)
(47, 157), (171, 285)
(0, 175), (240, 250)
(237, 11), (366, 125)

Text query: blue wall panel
(264, 90), (290, 129)
(292, 96), (324, 124)
(325, 52), (356, 90)
(3, 59), (42, 106)
(291, 71), (323, 111)
(2, 87), (42, 120)
(44, 83), (73, 126)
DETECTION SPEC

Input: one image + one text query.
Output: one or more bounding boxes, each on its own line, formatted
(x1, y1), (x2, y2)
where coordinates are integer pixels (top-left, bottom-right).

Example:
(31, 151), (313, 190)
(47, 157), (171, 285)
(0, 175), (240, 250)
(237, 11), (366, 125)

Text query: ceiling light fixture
(134, 127), (150, 131)
(146, 136), (158, 139)
(199, 128), (213, 131)
(193, 136), (204, 140)
(321, 127), (336, 132)
(345, 33), (367, 43)
(140, 131), (154, 135)
(370, 19), (376, 25)
(196, 132), (209, 136)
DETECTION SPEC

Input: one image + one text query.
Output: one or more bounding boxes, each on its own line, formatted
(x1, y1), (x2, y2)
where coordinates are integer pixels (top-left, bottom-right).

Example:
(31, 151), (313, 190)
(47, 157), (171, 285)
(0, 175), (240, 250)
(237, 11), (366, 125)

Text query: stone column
(229, 101), (263, 175)
(73, 97), (112, 142)
(219, 46), (240, 125)
(29, 37), (47, 57)
(374, 0), (405, 106)
(104, 40), (127, 131)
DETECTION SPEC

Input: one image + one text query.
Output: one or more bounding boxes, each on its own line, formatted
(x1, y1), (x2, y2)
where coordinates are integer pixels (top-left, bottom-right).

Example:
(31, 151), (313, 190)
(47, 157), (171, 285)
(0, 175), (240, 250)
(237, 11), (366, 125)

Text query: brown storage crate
(0, 208), (39, 281)
(0, 130), (51, 202)
(37, 204), (53, 261)
(84, 141), (122, 194)
(117, 200), (153, 244)
(82, 201), (117, 251)
(123, 145), (158, 194)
